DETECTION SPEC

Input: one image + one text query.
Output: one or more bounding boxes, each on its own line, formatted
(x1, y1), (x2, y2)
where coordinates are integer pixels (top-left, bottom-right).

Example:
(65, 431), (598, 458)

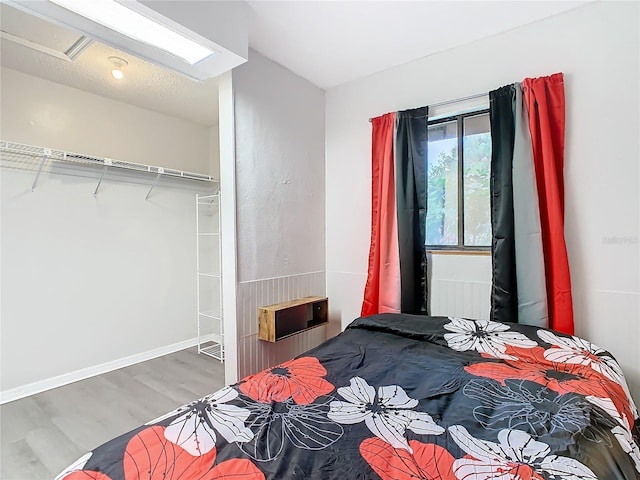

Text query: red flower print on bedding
(239, 356), (334, 404)
(123, 426), (217, 479)
(466, 346), (634, 429)
(209, 459), (265, 480)
(500, 344), (553, 364)
(120, 426), (264, 480)
(360, 437), (456, 480)
(537, 329), (638, 421)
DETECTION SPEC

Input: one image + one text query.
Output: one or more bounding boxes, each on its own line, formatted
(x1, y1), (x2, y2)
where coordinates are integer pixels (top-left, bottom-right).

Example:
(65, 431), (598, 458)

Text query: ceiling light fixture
(48, 0), (216, 64)
(109, 56), (128, 80)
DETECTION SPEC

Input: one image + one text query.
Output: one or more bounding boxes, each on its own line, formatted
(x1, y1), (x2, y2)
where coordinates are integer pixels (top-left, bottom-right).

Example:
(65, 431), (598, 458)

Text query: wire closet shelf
(0, 140), (217, 197)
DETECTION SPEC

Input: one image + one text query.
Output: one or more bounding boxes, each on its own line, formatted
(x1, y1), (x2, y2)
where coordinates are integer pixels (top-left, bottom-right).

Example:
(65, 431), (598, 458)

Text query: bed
(57, 314), (640, 480)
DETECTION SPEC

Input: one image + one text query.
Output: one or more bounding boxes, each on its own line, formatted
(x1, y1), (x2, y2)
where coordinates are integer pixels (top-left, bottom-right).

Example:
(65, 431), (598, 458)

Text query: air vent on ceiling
(0, 3), (93, 61)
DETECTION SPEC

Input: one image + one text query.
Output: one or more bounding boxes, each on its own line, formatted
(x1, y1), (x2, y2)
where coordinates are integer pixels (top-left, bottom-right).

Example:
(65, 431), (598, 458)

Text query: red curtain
(361, 113), (401, 316)
(523, 73), (574, 334)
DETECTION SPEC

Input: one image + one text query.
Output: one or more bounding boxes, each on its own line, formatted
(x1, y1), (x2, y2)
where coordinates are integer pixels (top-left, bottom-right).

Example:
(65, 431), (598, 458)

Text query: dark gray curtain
(395, 107), (429, 314)
(489, 86), (518, 323)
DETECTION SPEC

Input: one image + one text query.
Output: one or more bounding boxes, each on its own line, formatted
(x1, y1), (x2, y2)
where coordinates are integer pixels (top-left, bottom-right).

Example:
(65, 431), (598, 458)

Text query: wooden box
(258, 296), (328, 342)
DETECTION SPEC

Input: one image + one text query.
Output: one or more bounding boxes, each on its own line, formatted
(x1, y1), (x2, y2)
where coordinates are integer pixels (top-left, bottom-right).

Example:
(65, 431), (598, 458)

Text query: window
(426, 110), (491, 250)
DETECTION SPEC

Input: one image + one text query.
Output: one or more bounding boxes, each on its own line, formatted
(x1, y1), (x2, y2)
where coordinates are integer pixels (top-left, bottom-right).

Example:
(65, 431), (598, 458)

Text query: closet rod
(368, 91), (488, 122)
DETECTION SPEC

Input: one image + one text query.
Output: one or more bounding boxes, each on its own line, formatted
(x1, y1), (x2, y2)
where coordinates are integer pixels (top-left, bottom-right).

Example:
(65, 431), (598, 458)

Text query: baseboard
(0, 335), (216, 405)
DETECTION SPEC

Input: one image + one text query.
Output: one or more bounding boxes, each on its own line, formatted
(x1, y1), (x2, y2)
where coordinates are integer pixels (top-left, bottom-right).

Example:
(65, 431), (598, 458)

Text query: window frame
(425, 108), (491, 253)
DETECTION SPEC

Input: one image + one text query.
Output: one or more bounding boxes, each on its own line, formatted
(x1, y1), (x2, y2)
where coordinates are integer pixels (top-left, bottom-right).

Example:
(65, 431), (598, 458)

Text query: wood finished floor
(0, 348), (225, 480)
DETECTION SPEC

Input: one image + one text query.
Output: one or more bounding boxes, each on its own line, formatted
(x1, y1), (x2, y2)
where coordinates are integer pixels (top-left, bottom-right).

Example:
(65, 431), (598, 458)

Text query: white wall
(208, 125), (221, 180)
(232, 50), (326, 379)
(325, 2), (640, 399)
(0, 68), (219, 399)
(1, 68), (217, 176)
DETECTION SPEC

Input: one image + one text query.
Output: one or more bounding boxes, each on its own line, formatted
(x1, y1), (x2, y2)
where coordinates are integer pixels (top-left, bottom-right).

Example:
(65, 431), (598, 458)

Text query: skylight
(49, 0), (216, 64)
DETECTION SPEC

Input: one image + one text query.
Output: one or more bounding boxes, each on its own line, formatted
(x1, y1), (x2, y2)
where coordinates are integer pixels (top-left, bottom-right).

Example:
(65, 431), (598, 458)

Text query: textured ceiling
(0, 3), (219, 127)
(247, 1), (591, 89)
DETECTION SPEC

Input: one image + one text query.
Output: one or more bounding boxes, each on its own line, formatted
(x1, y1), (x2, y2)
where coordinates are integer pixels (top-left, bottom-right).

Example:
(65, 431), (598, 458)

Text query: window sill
(426, 249), (491, 256)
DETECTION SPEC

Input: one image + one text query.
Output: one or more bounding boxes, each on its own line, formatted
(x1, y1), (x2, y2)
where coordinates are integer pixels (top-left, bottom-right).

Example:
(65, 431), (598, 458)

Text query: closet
(0, 1), (224, 400)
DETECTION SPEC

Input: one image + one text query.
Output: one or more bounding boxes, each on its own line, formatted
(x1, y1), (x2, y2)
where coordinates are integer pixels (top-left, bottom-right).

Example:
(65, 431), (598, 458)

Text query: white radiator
(429, 279), (491, 321)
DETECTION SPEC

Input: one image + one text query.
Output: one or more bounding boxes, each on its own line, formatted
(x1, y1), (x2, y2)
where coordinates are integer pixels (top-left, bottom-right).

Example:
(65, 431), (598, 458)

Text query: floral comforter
(58, 314), (640, 480)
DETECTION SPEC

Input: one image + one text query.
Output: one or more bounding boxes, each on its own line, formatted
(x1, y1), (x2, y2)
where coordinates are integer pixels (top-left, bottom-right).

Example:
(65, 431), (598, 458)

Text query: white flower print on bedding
(448, 425), (597, 480)
(538, 330), (638, 419)
(328, 376), (444, 453)
(443, 317), (537, 359)
(148, 386), (253, 456)
(538, 330), (624, 383)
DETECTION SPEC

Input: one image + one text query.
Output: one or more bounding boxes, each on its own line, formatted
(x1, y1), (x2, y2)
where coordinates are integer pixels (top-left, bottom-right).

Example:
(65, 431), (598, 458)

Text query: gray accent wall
(232, 50), (327, 378)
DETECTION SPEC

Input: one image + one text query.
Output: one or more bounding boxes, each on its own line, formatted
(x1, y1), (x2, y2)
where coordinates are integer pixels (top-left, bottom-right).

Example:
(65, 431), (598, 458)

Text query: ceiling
(247, 1), (590, 89)
(0, 1), (590, 126)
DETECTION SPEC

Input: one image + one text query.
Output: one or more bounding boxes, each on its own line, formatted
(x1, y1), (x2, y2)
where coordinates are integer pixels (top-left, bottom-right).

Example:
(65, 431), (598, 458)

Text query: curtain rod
(368, 91), (488, 122)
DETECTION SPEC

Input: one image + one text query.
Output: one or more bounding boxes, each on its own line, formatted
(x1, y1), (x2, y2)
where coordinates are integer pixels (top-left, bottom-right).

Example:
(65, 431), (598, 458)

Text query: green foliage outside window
(426, 111), (491, 249)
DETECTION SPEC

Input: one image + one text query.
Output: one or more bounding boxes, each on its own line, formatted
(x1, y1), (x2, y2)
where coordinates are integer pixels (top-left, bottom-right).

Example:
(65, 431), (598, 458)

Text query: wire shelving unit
(196, 193), (224, 361)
